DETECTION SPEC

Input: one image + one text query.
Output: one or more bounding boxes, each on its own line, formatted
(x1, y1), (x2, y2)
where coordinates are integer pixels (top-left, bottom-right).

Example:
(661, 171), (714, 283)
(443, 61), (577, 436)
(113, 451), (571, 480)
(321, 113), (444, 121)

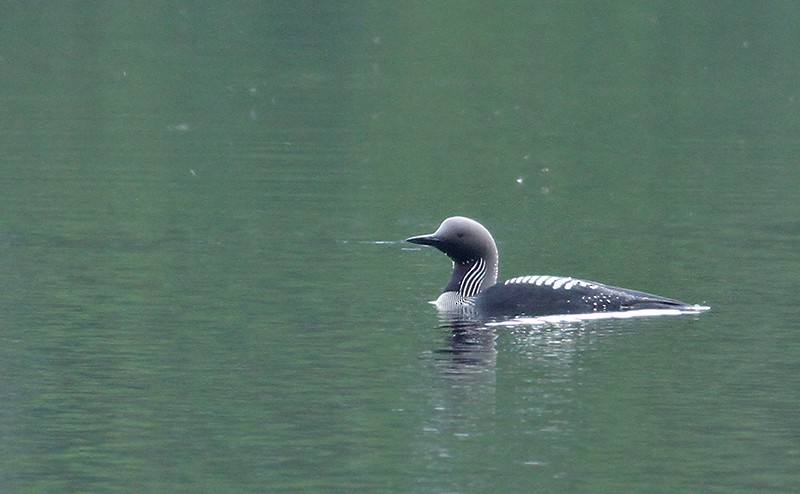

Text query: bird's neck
(445, 257), (497, 297)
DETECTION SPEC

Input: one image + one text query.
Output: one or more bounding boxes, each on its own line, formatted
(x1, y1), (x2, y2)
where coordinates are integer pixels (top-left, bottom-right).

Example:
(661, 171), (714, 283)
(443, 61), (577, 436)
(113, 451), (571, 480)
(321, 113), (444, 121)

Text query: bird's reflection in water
(414, 313), (499, 467)
(434, 313), (498, 373)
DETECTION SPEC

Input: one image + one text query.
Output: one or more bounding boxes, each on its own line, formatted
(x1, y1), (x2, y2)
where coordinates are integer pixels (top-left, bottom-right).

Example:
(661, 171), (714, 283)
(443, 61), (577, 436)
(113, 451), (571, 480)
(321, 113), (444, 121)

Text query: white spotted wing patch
(504, 275), (598, 291)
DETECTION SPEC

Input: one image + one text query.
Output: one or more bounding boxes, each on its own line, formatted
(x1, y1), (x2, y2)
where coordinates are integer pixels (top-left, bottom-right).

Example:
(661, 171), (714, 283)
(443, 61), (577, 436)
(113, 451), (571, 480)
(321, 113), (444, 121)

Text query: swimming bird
(406, 216), (707, 319)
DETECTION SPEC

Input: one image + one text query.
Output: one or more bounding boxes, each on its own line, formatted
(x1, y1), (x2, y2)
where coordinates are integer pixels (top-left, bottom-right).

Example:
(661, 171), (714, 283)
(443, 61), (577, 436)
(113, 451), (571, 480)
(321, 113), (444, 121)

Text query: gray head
(406, 216), (499, 298)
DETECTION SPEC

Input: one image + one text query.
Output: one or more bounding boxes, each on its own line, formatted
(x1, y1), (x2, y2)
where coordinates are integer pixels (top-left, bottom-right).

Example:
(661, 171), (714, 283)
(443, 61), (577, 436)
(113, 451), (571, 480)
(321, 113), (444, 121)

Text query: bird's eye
(457, 232), (464, 238)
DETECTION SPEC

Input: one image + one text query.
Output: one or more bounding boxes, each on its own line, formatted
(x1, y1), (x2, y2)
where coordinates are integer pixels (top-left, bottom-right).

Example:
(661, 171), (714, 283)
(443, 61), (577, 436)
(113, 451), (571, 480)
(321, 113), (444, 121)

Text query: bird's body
(406, 216), (708, 320)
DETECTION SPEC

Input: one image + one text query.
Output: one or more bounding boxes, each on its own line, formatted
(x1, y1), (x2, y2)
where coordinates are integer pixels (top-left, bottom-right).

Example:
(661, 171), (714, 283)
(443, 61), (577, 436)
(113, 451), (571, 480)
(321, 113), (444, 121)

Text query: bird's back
(475, 275), (695, 318)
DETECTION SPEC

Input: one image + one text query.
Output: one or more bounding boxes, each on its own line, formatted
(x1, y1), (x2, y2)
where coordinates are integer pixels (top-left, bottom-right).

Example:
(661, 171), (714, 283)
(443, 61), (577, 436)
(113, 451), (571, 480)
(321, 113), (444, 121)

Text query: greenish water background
(1, 2), (798, 492)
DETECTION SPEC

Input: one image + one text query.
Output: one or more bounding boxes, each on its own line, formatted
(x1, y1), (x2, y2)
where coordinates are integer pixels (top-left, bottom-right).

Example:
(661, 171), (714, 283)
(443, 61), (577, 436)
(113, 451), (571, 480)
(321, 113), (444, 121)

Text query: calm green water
(2, 2), (799, 492)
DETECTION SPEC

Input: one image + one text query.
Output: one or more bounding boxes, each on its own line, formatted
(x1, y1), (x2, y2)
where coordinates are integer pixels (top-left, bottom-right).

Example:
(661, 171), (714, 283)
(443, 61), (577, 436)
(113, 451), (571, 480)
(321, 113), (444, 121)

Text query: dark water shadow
(433, 314), (498, 373)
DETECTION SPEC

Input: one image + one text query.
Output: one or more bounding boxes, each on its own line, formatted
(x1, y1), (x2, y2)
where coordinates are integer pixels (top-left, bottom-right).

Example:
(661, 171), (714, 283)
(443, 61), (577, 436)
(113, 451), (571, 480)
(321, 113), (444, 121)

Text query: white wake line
(486, 305), (711, 327)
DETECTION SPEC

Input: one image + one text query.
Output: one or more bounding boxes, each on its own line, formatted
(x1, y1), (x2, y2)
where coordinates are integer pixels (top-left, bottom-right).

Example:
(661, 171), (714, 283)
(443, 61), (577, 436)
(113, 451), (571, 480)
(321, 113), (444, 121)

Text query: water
(1, 2), (799, 492)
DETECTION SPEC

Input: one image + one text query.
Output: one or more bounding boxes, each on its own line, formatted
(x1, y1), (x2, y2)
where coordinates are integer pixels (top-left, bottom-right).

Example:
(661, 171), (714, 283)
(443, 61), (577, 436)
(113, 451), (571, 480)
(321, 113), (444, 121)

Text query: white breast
(431, 291), (478, 311)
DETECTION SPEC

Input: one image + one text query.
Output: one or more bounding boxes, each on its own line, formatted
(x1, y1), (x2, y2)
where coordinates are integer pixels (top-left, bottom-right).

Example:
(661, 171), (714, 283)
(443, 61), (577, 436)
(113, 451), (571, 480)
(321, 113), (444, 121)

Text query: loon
(406, 216), (708, 319)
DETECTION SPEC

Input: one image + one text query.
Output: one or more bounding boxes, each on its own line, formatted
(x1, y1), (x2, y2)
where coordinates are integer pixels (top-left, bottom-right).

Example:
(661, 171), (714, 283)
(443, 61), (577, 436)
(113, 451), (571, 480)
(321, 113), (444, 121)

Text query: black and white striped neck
(445, 257), (490, 298)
